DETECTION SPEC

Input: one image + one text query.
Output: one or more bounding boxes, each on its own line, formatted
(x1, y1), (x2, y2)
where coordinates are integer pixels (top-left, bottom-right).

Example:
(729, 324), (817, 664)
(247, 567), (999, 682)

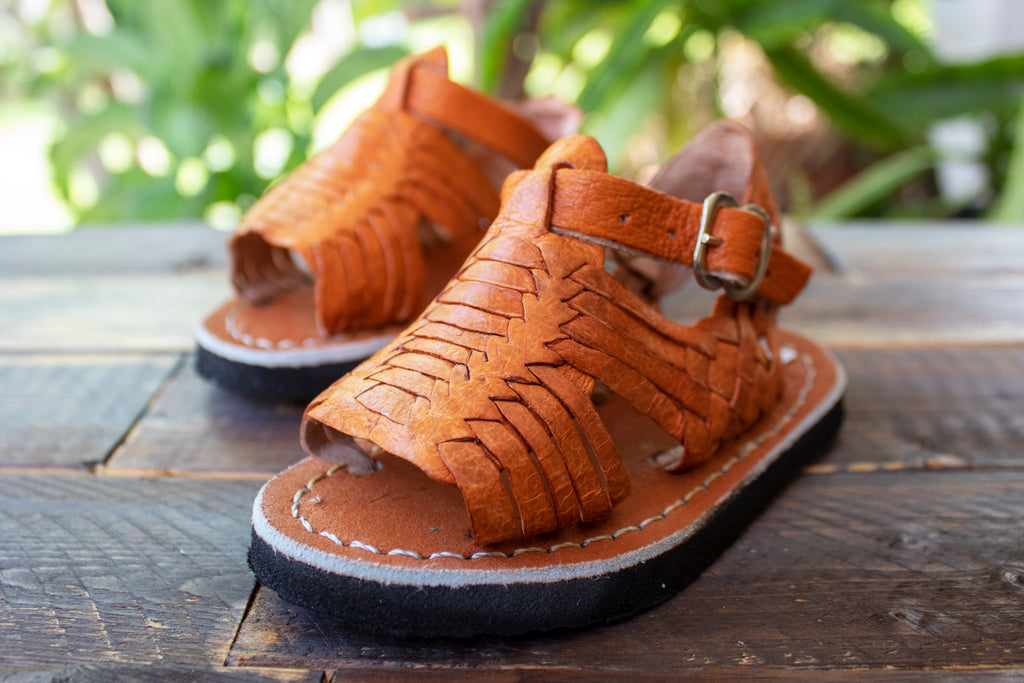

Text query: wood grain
(661, 273), (1024, 351)
(3, 226), (1023, 355)
(0, 474), (260, 668)
(810, 224), (1024, 276)
(335, 669), (1024, 682)
(0, 273), (230, 353)
(105, 358), (305, 477)
(791, 225), (1024, 347)
(0, 227), (230, 354)
(0, 354), (178, 469)
(0, 225), (226, 277)
(1, 665), (322, 682)
(228, 470), (1024, 674)
(783, 271), (1024, 347)
(818, 347), (1024, 470)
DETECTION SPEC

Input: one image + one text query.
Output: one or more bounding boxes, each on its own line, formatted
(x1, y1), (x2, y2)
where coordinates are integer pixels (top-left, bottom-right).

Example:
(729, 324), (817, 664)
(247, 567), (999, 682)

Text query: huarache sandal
(249, 122), (846, 637)
(196, 47), (579, 402)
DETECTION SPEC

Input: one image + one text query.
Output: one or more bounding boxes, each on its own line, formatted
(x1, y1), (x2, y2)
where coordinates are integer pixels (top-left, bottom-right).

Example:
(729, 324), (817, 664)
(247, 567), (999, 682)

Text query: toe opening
(301, 419), (381, 474)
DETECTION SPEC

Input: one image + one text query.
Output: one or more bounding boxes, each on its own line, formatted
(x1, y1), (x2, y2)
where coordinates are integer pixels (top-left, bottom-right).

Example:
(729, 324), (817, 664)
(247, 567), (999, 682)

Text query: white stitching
(226, 307), (322, 349)
(290, 354), (817, 561)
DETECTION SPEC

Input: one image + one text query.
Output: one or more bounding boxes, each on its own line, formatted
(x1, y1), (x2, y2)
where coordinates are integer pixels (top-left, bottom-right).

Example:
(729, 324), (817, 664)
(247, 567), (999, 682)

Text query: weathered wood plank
(333, 669), (1024, 681)
(5, 224), (1019, 279)
(815, 347), (1024, 470)
(0, 273), (231, 353)
(1, 665), (322, 682)
(0, 474), (261, 668)
(350, 669), (1024, 681)
(791, 225), (1024, 347)
(657, 226), (1024, 347)
(8, 267), (1019, 353)
(228, 470), (1024, 674)
(0, 354), (178, 469)
(105, 358), (305, 477)
(3, 223), (1022, 676)
(0, 227), (230, 353)
(809, 224), (1024, 276)
(102, 344), (1024, 479)
(3, 226), (1024, 353)
(0, 225), (226, 277)
(659, 271), (1024, 349)
(783, 272), (1024, 347)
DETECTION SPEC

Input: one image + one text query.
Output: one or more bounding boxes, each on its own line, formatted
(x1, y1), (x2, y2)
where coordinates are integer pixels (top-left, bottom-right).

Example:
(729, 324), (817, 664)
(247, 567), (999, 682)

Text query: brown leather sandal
(248, 122), (846, 637)
(196, 47), (579, 402)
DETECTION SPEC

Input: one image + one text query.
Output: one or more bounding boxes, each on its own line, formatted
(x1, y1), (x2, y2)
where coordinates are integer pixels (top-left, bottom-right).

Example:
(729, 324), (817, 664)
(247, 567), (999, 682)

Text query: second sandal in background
(195, 47), (579, 402)
(248, 122), (846, 637)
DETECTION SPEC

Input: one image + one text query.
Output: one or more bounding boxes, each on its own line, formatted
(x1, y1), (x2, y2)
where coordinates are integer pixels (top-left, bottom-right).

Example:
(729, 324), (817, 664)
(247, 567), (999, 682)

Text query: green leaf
(536, 0), (623, 61)
(78, 171), (184, 224)
(49, 105), (139, 198)
(272, 0), (319, 53)
(887, 196), (965, 220)
(869, 54), (1024, 125)
(60, 33), (155, 82)
(732, 0), (840, 49)
(989, 98), (1024, 222)
(479, 0), (539, 93)
(763, 44), (908, 148)
(582, 53), (667, 170)
(576, 0), (674, 112)
(811, 146), (935, 220)
(351, 0), (401, 23)
(311, 45), (409, 113)
(133, 0), (205, 72)
(834, 1), (935, 60)
(149, 98), (213, 159)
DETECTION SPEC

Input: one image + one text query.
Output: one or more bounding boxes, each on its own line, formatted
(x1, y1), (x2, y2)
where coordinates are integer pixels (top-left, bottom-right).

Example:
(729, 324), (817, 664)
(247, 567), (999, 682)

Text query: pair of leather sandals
(197, 48), (846, 638)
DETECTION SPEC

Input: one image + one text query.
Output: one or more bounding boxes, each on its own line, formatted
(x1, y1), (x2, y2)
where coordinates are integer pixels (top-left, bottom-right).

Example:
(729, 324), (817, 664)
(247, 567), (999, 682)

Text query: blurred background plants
(2, 0), (1024, 233)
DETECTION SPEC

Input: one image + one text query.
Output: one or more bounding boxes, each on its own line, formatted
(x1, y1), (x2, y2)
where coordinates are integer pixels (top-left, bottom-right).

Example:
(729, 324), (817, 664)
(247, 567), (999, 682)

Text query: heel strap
(379, 48), (551, 169)
(547, 169), (811, 305)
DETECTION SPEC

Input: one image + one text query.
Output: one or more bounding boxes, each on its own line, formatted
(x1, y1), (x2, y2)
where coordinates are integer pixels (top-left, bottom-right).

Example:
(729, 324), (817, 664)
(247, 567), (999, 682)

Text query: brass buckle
(693, 191), (772, 301)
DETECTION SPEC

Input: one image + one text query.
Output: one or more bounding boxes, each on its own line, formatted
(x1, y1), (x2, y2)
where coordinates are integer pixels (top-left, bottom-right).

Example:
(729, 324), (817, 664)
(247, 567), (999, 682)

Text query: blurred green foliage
(4, 0), (1024, 226)
(488, 0), (1024, 219)
(3, 0), (412, 225)
(14, 1), (315, 222)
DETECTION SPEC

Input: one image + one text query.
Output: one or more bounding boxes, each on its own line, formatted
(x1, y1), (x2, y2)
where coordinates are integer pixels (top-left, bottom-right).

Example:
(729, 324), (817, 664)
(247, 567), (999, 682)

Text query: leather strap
(548, 169), (810, 305)
(378, 47), (551, 168)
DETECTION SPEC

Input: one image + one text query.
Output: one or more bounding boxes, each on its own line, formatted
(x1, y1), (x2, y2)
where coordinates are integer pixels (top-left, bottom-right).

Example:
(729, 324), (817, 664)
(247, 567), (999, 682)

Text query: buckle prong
(693, 191), (773, 302)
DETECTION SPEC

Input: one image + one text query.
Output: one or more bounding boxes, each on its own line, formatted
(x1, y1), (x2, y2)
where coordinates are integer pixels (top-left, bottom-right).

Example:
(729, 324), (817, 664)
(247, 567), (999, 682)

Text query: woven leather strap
(302, 132), (805, 544)
(229, 48), (551, 336)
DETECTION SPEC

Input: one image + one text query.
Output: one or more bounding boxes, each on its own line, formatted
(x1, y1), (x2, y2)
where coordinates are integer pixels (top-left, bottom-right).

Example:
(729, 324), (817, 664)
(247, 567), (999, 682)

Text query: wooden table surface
(1, 223), (1022, 680)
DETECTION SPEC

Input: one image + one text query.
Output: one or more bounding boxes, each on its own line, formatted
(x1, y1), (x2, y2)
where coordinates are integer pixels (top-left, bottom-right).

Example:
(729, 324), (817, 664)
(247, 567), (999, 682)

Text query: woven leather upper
(228, 48), (552, 337)
(301, 127), (811, 544)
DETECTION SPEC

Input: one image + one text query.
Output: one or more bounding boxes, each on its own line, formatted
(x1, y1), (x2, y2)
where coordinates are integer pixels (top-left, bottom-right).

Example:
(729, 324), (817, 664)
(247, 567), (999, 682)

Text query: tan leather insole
(259, 331), (839, 569)
(207, 238), (472, 349)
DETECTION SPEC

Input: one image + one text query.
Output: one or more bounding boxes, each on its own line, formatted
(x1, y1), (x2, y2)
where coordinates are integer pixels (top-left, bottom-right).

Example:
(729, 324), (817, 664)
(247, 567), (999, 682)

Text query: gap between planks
(804, 460), (1024, 474)
(223, 580), (265, 669)
(97, 353), (188, 469)
(3, 459), (1005, 480)
(95, 352), (281, 481)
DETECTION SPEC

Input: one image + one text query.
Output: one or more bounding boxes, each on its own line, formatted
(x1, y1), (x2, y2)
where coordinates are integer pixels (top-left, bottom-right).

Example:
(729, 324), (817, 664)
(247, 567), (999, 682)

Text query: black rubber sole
(195, 344), (363, 404)
(248, 400), (844, 638)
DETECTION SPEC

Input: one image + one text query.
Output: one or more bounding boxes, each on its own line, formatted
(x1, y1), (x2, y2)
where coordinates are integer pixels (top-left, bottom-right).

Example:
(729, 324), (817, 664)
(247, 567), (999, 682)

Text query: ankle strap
(547, 169), (811, 305)
(379, 52), (551, 169)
